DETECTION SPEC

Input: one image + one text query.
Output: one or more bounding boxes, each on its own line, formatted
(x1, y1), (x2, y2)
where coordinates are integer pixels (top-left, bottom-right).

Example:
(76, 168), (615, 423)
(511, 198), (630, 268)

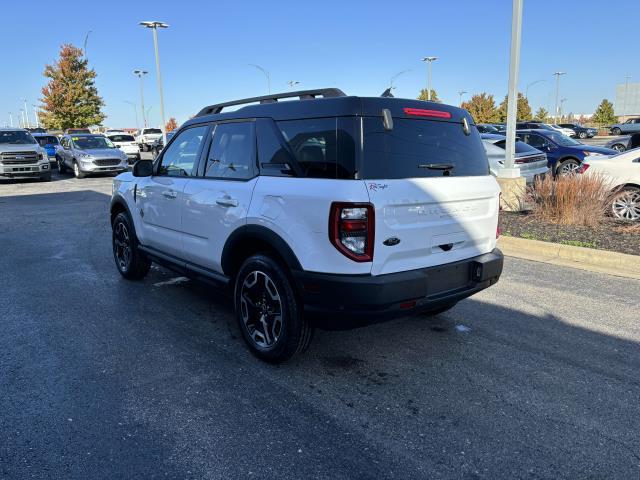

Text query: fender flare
(221, 225), (302, 275)
(110, 193), (134, 224)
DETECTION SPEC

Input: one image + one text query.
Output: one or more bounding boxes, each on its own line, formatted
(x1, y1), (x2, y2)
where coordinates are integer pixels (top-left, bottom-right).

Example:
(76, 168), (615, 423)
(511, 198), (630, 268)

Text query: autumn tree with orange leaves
(40, 44), (105, 130)
(165, 117), (178, 132)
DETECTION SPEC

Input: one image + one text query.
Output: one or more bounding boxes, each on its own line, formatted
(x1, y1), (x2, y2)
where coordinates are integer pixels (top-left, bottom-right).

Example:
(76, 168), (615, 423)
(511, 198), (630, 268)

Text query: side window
(204, 122), (255, 180)
(157, 126), (207, 177)
(277, 117), (357, 179)
(256, 119), (296, 176)
(527, 134), (547, 148)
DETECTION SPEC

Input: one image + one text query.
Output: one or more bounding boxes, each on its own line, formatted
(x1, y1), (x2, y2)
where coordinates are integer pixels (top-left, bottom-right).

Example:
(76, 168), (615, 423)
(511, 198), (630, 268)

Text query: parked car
(604, 135), (635, 153)
(609, 118), (640, 136)
(149, 131), (175, 158)
(580, 148), (640, 221)
(32, 133), (60, 166)
(517, 121), (574, 137)
(481, 134), (549, 184)
(104, 129), (126, 136)
(492, 124), (507, 133)
(516, 129), (617, 175)
(476, 124), (500, 134)
(549, 124), (577, 137)
(0, 128), (51, 181)
(558, 123), (597, 139)
(110, 88), (504, 362)
(56, 134), (128, 178)
(106, 133), (140, 162)
(135, 127), (163, 151)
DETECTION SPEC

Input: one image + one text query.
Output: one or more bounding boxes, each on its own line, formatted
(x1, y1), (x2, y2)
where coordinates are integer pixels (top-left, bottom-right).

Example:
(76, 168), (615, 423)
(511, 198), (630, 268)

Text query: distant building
(614, 82), (640, 121)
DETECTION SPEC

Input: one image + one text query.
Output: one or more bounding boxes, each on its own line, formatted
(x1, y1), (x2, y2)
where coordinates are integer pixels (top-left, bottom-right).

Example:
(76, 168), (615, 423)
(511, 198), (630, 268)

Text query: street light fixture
(553, 71), (566, 124)
(249, 64), (271, 94)
(421, 56), (438, 101)
(133, 70), (149, 127)
(140, 20), (169, 144)
(458, 90), (467, 107)
(502, 0), (523, 175)
(19, 109), (25, 128)
(389, 69), (411, 90)
(525, 79), (545, 98)
(287, 80), (300, 89)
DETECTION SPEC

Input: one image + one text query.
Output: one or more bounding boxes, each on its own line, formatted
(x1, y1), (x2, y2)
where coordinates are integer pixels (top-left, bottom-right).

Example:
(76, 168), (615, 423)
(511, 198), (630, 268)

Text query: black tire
(112, 212), (151, 279)
(557, 159), (581, 176)
(73, 160), (86, 179)
(234, 254), (313, 363)
(612, 127), (622, 136)
(56, 155), (67, 173)
(578, 131), (587, 139)
(610, 186), (640, 221)
(40, 172), (52, 182)
(612, 144), (626, 153)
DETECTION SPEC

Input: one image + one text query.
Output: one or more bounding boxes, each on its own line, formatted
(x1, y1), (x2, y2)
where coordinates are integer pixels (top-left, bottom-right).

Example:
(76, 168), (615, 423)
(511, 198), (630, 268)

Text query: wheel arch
(110, 194), (133, 226)
(221, 225), (302, 279)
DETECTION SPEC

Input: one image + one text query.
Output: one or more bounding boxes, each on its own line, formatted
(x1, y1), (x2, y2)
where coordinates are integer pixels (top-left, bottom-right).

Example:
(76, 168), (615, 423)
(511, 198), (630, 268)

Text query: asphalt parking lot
(1, 169), (640, 479)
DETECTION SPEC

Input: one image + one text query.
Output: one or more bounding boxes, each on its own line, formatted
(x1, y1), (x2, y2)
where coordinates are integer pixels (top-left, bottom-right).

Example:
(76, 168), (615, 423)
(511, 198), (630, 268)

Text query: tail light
(577, 163), (590, 174)
(329, 203), (374, 262)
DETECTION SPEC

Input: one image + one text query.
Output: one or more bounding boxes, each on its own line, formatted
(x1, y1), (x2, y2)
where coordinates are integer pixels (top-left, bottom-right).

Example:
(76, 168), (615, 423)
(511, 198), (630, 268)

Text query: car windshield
(546, 131), (581, 146)
(72, 135), (115, 150)
(109, 134), (135, 142)
(35, 136), (59, 146)
(144, 128), (162, 134)
(0, 130), (37, 144)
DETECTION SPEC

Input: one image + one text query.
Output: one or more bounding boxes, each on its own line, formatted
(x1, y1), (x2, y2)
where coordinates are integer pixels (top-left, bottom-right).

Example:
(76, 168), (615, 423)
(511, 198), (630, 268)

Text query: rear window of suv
(361, 117), (489, 179)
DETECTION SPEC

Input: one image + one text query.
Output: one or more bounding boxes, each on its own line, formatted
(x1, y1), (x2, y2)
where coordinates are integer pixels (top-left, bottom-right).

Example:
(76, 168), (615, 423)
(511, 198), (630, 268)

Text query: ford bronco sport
(110, 89), (503, 362)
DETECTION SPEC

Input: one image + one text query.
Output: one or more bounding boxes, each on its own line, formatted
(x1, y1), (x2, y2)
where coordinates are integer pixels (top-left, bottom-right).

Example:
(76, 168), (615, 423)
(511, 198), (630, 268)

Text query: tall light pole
(421, 56), (438, 101)
(458, 90), (467, 107)
(622, 75), (631, 121)
(249, 64), (271, 94)
(502, 0), (523, 175)
(9, 112), (13, 127)
(23, 99), (30, 128)
(83, 30), (92, 61)
(32, 105), (40, 128)
(20, 109), (26, 128)
(140, 21), (169, 144)
(287, 80), (300, 89)
(124, 101), (139, 131)
(553, 71), (566, 124)
(559, 98), (567, 122)
(525, 79), (545, 99)
(133, 70), (149, 127)
(390, 69), (411, 90)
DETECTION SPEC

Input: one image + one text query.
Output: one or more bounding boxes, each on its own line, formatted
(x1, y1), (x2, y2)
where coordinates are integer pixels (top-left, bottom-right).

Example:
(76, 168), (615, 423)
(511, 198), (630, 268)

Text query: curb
(497, 236), (640, 280)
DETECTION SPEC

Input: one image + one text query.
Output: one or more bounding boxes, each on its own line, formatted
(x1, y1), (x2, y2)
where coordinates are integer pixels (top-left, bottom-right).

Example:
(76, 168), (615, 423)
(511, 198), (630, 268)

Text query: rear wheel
(611, 187), (640, 221)
(612, 127), (622, 136)
(612, 143), (626, 153)
(557, 159), (580, 176)
(112, 212), (151, 279)
(234, 254), (313, 363)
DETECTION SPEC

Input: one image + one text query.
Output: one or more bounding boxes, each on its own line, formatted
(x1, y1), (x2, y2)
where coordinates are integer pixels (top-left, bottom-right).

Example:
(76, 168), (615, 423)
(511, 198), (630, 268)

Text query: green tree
(460, 93), (499, 123)
(40, 44), (105, 130)
(534, 107), (549, 122)
(417, 88), (439, 102)
(497, 92), (532, 121)
(592, 99), (616, 126)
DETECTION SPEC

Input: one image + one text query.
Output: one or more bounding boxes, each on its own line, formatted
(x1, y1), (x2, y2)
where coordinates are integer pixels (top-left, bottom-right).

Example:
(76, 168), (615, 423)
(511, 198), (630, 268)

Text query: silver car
(56, 134), (128, 178)
(481, 134), (549, 185)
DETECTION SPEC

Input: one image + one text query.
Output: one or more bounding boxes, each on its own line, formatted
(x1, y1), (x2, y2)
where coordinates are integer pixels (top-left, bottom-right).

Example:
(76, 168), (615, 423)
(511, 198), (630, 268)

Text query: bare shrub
(528, 173), (613, 227)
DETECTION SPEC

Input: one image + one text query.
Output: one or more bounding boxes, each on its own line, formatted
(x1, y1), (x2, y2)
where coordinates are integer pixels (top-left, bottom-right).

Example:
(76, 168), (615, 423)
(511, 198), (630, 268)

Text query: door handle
(216, 196), (239, 207)
(162, 190), (177, 199)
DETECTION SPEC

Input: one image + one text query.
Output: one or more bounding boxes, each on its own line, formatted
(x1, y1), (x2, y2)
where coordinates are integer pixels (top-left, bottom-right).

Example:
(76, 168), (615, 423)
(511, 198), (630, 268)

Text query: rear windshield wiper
(418, 163), (455, 171)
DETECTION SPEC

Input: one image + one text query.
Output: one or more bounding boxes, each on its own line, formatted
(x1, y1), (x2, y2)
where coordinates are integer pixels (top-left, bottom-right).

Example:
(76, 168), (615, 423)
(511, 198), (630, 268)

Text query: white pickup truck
(135, 128), (162, 152)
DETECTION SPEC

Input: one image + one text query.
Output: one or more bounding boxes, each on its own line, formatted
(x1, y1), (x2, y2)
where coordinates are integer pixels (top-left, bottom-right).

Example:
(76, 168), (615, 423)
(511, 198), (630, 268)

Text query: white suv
(110, 89), (503, 362)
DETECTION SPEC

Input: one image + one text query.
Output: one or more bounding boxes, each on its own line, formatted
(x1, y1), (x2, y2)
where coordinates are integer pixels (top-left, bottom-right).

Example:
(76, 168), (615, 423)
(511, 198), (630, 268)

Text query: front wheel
(557, 159), (581, 176)
(73, 161), (86, 179)
(234, 254), (313, 363)
(612, 127), (622, 136)
(579, 131), (587, 139)
(611, 187), (640, 221)
(56, 155), (67, 173)
(112, 212), (151, 279)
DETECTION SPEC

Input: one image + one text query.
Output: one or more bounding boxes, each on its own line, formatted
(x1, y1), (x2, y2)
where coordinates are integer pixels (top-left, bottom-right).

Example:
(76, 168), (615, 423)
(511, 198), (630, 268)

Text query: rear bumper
(293, 249), (503, 321)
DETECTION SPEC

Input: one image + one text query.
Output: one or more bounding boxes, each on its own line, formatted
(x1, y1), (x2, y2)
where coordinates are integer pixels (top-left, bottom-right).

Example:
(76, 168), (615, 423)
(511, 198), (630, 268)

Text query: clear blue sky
(2, 0), (637, 128)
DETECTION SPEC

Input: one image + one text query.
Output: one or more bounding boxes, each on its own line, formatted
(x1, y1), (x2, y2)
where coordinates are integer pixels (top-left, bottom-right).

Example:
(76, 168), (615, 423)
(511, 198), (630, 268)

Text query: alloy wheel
(559, 161), (580, 176)
(239, 270), (283, 348)
(74, 162), (80, 178)
(113, 221), (132, 271)
(613, 144), (626, 153)
(611, 190), (640, 221)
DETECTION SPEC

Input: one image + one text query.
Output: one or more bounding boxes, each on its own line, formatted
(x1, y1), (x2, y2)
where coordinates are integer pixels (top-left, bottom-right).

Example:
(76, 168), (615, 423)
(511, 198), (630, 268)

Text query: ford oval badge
(383, 237), (401, 246)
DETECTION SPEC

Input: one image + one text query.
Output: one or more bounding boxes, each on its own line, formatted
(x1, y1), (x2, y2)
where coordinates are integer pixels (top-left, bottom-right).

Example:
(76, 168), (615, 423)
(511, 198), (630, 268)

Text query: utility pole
(458, 90), (467, 107)
(623, 75), (631, 121)
(553, 71), (566, 124)
(140, 21), (169, 144)
(421, 57), (438, 101)
(9, 112), (13, 127)
(133, 70), (149, 127)
(32, 105), (40, 128)
(20, 109), (25, 128)
(23, 99), (30, 128)
(502, 0), (523, 175)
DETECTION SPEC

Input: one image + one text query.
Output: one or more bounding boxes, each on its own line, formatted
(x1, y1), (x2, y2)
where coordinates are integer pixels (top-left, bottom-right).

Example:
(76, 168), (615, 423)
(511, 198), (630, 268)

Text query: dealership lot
(1, 172), (639, 479)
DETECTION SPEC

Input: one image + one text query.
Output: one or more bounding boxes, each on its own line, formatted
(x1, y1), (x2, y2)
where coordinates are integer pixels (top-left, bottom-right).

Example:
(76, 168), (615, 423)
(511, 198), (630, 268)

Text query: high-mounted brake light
(403, 107), (452, 119)
(329, 203), (374, 262)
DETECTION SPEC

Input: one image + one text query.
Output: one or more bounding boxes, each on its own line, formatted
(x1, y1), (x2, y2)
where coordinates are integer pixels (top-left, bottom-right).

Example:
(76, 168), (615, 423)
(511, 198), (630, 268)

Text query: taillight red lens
(329, 203), (374, 262)
(577, 163), (590, 174)
(403, 107), (452, 119)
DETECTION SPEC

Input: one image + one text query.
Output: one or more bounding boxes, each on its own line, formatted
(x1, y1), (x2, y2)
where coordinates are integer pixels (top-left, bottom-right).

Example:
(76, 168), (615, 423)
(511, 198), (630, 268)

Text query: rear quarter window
(361, 117), (489, 179)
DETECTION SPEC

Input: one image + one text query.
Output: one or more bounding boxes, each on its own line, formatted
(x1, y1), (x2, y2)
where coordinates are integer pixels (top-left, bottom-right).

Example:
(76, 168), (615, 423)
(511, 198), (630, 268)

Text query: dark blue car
(32, 133), (60, 166)
(516, 129), (617, 175)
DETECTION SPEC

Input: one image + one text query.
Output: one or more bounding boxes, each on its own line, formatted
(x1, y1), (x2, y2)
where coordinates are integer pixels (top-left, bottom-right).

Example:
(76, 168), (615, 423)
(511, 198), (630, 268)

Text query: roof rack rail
(195, 88), (347, 117)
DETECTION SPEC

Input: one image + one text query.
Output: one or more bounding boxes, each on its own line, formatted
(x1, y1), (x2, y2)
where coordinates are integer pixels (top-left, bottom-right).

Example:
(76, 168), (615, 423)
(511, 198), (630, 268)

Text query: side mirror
(132, 160), (153, 177)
